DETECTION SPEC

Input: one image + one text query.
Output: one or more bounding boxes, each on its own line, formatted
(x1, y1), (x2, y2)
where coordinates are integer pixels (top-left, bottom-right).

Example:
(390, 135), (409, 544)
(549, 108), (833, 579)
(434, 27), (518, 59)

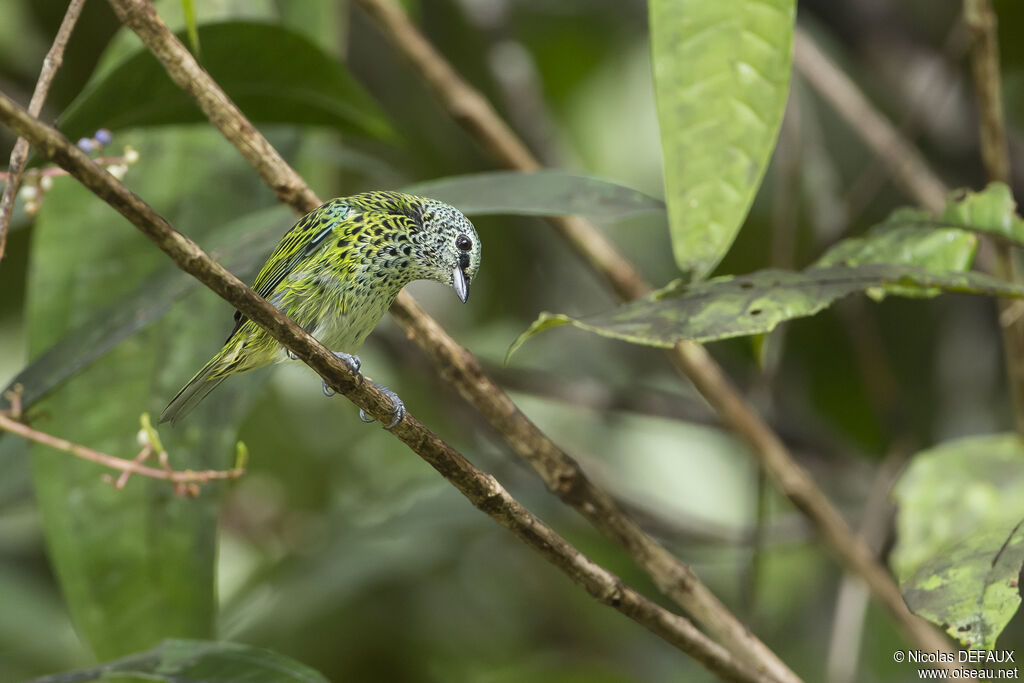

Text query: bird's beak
(452, 264), (469, 303)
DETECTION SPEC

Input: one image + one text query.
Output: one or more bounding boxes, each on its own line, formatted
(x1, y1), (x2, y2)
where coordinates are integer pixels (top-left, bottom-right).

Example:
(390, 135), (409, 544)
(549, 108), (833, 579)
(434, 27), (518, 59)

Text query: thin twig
(0, 413), (244, 487)
(963, 0), (1010, 185)
(351, 0), (958, 668)
(0, 0), (87, 262)
(841, 22), (969, 228)
(793, 28), (948, 213)
(101, 1), (795, 680)
(0, 91), (768, 683)
(0, 152), (136, 180)
(825, 446), (910, 683)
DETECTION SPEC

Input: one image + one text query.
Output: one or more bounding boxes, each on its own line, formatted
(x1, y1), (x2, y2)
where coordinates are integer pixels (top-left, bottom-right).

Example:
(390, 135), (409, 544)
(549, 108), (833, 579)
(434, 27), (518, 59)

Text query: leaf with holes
(892, 434), (1024, 649)
(506, 264), (1024, 360)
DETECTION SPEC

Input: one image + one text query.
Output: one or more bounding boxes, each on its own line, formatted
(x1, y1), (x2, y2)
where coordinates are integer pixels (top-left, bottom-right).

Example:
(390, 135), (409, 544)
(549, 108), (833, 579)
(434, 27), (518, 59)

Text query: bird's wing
(227, 200), (352, 340)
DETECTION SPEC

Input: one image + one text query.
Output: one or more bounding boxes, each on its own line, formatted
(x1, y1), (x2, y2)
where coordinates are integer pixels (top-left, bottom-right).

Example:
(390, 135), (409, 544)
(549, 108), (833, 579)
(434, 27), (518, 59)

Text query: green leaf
(26, 129), (271, 659)
(28, 639), (328, 683)
(60, 22), (393, 141)
(815, 207), (979, 299)
(4, 206), (293, 412)
(402, 171), (666, 226)
(650, 0), (795, 279)
(507, 264), (1024, 355)
(892, 434), (1024, 649)
(815, 208), (979, 272)
(817, 182), (1024, 272)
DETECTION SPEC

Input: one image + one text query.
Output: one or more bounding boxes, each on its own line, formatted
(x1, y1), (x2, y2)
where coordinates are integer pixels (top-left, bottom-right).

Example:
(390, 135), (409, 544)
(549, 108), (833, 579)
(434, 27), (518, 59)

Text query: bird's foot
(321, 352), (362, 397)
(359, 383), (406, 430)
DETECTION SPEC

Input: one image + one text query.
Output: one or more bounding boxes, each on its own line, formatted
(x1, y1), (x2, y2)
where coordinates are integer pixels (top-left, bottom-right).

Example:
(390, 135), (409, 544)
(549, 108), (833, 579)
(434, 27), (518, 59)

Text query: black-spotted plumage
(160, 191), (481, 425)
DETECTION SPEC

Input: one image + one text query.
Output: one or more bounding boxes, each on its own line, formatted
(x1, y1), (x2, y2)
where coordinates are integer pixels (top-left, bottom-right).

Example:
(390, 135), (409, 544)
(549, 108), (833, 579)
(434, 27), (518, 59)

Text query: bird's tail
(159, 356), (230, 426)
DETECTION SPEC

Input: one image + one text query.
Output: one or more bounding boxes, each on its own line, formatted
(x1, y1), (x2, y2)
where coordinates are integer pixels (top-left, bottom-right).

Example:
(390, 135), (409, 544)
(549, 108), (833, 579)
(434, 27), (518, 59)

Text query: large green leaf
(506, 265), (1024, 358)
(650, 0), (795, 279)
(892, 434), (1024, 649)
(28, 639), (328, 683)
(403, 171), (666, 226)
(60, 22), (393, 141)
(26, 129), (270, 659)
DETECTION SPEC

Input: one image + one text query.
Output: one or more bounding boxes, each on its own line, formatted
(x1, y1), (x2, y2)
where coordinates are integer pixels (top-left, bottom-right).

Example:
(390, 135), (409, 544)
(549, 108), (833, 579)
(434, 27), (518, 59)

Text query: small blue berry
(94, 128), (112, 146)
(77, 137), (95, 153)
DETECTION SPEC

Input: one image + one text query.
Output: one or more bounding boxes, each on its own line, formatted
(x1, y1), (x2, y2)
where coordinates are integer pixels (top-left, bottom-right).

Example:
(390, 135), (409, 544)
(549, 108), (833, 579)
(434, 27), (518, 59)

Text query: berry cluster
(3, 129), (140, 216)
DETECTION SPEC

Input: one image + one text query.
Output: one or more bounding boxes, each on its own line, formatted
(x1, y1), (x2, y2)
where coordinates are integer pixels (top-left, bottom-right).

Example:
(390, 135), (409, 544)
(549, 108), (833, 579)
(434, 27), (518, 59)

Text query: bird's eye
(456, 234), (473, 251)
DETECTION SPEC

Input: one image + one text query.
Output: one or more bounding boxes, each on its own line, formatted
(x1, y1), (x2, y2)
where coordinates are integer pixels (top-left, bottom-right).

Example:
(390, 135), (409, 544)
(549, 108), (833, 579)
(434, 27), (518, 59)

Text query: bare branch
(0, 91), (768, 683)
(963, 0), (1011, 184)
(0, 0), (87, 262)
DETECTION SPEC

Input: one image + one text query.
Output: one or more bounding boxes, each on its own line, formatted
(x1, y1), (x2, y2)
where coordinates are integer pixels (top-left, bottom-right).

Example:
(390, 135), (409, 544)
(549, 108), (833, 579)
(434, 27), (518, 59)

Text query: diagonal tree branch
(961, 0), (1024, 438)
(100, 1), (798, 680)
(0, 91), (770, 683)
(348, 0), (958, 666)
(0, 0), (87, 263)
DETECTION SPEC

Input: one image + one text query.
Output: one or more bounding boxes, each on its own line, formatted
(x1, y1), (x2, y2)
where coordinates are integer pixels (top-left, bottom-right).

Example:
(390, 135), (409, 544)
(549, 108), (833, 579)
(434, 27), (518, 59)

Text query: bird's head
(410, 196), (482, 303)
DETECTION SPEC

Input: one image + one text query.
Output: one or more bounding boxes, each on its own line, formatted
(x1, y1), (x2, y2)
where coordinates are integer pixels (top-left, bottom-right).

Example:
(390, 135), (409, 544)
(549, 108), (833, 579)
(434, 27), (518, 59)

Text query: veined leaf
(403, 170), (666, 226)
(892, 434), (1024, 649)
(506, 265), (1024, 360)
(650, 0), (795, 279)
(60, 22), (393, 141)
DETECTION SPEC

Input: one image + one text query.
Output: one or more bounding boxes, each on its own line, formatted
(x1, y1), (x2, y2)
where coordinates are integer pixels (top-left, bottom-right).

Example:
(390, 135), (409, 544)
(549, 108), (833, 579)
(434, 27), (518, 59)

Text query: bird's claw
(359, 383), (406, 430)
(316, 353), (403, 428)
(321, 352), (361, 397)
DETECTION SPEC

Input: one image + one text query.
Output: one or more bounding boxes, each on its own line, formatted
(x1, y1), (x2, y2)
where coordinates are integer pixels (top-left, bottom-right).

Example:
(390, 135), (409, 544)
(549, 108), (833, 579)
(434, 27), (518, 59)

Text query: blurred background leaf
(60, 22), (394, 142)
(29, 638), (329, 683)
(404, 170), (665, 226)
